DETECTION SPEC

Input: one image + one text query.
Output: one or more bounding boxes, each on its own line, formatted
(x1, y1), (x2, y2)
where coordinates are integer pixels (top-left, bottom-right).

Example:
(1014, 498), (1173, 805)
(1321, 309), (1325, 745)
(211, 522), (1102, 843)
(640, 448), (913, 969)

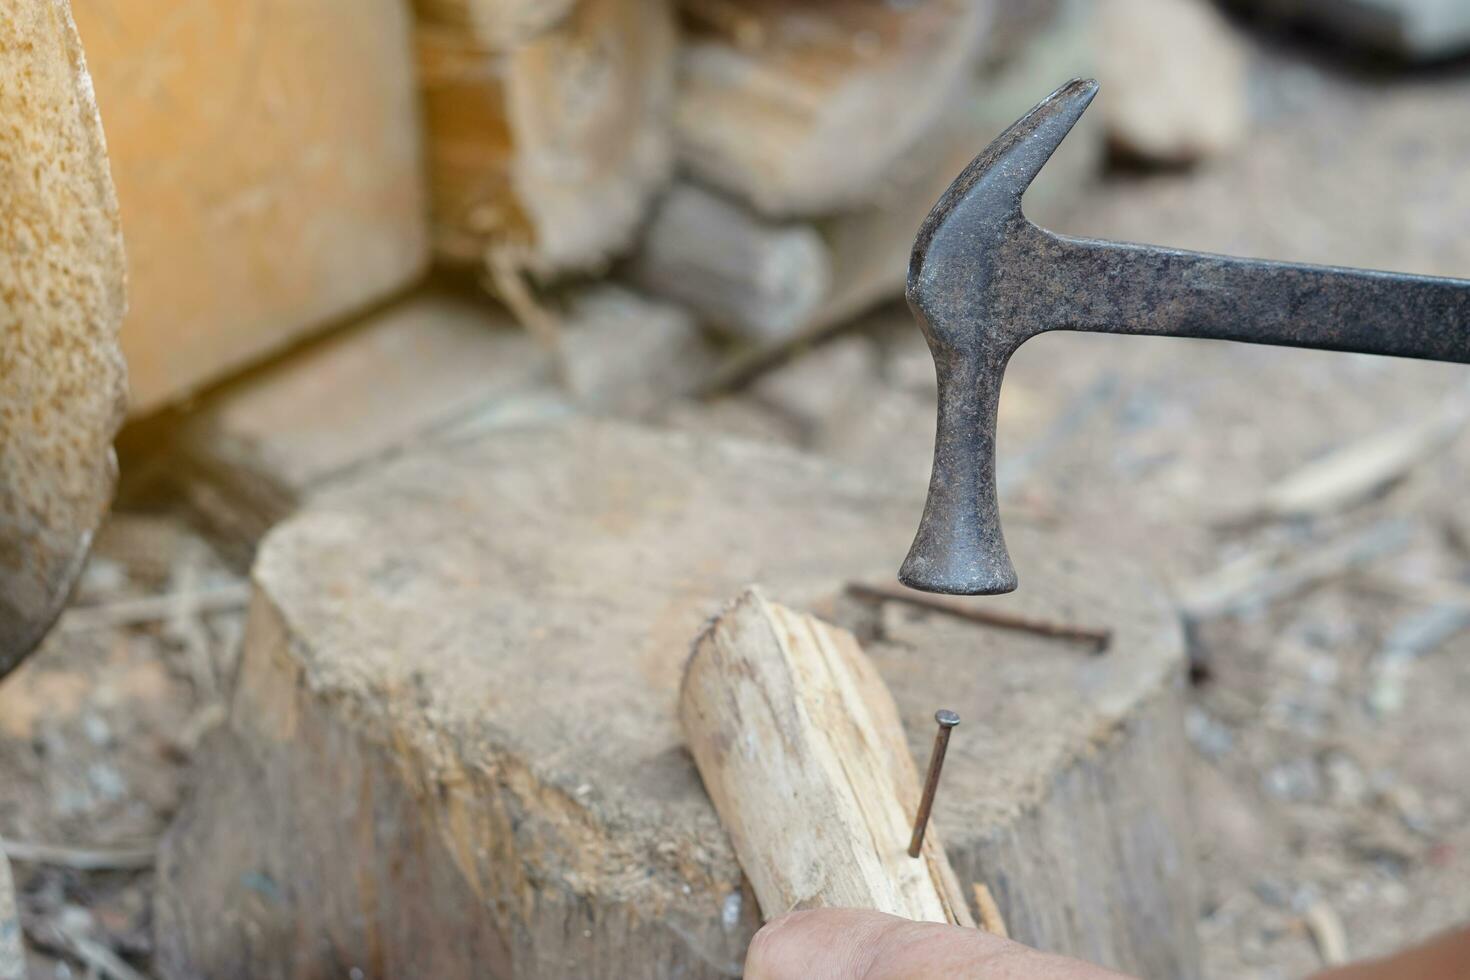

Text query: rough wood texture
(157, 420), (1199, 979)
(172, 286), (705, 554)
(0, 0), (127, 671)
(675, 0), (990, 217)
(72, 0), (428, 413)
(418, 0), (675, 275)
(681, 589), (974, 926)
(630, 183), (831, 339)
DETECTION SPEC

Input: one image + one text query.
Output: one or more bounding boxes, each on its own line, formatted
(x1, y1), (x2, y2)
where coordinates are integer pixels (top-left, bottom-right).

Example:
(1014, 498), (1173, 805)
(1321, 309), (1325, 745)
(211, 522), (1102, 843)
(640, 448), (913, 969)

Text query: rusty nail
(908, 709), (960, 858)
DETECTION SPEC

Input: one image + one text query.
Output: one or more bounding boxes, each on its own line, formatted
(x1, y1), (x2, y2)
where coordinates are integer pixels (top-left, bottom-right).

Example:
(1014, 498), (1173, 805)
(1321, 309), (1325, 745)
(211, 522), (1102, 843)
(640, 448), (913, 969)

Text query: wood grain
(680, 588), (974, 925)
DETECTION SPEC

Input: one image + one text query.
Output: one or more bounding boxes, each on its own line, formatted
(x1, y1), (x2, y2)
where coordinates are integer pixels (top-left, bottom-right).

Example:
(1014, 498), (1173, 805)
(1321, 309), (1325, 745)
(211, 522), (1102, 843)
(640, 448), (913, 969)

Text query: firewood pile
(81, 0), (1252, 563)
(76, 0), (1242, 426)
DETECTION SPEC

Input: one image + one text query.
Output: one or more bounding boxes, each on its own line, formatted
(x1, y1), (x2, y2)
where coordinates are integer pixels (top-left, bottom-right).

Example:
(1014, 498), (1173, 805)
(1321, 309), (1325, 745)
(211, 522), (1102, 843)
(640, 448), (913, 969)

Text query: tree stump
(156, 420), (1200, 979)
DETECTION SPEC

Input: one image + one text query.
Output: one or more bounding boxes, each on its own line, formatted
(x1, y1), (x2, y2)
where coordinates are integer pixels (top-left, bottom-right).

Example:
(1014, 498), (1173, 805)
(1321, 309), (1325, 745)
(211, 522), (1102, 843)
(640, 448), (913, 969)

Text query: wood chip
(1179, 518), (1413, 622)
(1, 839), (156, 871)
(972, 882), (1009, 938)
(1256, 400), (1469, 520)
(1303, 899), (1349, 967)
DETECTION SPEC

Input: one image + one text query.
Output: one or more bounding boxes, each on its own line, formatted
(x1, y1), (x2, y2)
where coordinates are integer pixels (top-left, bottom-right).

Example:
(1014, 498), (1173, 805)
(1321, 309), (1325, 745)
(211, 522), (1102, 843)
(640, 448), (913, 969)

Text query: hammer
(901, 78), (1470, 597)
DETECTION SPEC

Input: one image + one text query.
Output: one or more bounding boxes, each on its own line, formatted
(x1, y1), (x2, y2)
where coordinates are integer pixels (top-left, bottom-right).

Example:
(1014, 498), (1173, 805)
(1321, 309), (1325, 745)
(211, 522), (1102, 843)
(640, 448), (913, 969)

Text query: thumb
(745, 908), (1135, 980)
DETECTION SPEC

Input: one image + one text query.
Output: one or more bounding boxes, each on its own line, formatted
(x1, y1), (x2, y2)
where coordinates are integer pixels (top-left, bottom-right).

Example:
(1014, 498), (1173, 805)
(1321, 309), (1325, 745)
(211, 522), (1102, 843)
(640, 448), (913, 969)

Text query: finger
(744, 908), (1135, 980)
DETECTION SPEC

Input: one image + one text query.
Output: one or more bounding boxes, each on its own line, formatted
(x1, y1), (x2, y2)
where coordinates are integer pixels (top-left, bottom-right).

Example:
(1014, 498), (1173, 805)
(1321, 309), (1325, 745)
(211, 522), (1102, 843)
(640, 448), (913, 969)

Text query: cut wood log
(171, 286), (705, 556)
(675, 0), (991, 217)
(156, 420), (1200, 979)
(417, 0), (675, 275)
(71, 0), (428, 413)
(664, 0), (1101, 358)
(681, 588), (974, 925)
(629, 184), (832, 340)
(0, 0), (127, 671)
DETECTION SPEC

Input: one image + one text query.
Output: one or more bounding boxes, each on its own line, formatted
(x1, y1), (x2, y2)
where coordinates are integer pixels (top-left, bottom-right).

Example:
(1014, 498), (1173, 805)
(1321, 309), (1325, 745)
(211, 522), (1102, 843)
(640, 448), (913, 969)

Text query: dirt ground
(4, 32), (1469, 980)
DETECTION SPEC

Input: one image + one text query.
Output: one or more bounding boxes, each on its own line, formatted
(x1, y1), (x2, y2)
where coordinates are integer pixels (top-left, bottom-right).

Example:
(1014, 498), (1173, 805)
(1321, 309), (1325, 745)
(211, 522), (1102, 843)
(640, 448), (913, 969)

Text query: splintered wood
(680, 588), (974, 925)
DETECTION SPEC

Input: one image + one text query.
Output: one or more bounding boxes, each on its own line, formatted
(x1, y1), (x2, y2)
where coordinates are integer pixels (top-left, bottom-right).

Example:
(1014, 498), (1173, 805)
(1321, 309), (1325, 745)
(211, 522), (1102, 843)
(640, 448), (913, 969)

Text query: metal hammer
(901, 78), (1470, 596)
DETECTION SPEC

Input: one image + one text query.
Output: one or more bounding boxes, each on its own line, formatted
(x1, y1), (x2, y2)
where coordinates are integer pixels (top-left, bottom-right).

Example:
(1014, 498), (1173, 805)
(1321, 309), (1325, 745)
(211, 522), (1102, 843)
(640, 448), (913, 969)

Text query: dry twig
(847, 580), (1113, 652)
(972, 882), (1009, 938)
(1, 839), (156, 872)
(58, 584), (250, 633)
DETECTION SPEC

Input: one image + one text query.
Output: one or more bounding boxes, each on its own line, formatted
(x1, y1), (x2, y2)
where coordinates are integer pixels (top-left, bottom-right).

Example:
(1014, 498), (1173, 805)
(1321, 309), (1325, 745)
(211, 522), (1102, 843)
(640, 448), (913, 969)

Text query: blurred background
(3, 0), (1470, 976)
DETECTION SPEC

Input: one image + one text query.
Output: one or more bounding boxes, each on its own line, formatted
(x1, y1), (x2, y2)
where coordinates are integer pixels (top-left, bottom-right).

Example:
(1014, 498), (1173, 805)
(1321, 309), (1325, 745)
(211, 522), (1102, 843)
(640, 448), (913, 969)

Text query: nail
(908, 709), (960, 858)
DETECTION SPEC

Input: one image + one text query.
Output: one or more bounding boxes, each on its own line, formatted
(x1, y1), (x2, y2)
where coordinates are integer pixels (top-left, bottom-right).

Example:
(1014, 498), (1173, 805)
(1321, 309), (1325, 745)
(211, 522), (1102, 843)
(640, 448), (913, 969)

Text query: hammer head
(899, 78), (1098, 595)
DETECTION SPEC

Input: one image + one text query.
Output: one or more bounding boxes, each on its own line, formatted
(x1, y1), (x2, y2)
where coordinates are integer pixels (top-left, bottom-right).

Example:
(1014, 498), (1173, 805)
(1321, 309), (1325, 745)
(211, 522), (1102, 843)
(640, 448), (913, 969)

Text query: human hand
(744, 908), (1136, 980)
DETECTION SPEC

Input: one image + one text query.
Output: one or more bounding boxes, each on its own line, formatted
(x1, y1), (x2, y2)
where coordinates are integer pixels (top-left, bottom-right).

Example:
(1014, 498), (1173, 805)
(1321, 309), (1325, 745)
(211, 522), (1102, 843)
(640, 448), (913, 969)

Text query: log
(156, 420), (1200, 978)
(650, 0), (1100, 353)
(675, 0), (991, 217)
(170, 286), (705, 556)
(629, 184), (832, 340)
(71, 0), (428, 413)
(680, 589), (974, 925)
(0, 0), (127, 670)
(417, 0), (675, 275)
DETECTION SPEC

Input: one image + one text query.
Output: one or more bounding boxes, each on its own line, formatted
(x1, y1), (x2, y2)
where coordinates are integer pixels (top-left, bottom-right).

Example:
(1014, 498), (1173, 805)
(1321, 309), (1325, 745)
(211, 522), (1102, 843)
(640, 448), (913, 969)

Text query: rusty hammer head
(900, 77), (1470, 596)
(900, 78), (1098, 596)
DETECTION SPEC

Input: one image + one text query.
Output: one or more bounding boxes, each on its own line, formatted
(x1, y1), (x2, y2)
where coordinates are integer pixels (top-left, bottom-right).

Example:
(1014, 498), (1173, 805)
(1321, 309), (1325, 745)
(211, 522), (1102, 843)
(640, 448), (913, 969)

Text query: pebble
(1323, 752), (1367, 805)
(1185, 705), (1234, 759)
(1263, 757), (1323, 802)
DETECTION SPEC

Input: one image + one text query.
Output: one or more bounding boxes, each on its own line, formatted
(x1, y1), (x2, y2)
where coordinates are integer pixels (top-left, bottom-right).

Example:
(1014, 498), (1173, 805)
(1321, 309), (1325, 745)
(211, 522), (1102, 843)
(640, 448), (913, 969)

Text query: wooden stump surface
(157, 420), (1199, 979)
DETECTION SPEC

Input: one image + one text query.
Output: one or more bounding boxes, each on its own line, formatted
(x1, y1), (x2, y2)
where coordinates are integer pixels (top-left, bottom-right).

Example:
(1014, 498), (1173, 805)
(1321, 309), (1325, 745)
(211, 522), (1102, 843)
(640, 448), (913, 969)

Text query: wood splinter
(679, 586), (976, 927)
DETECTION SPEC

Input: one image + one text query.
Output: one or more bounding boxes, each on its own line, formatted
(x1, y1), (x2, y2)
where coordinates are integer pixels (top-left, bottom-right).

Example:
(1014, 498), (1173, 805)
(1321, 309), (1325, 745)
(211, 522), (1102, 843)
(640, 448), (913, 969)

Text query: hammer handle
(1054, 233), (1470, 365)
